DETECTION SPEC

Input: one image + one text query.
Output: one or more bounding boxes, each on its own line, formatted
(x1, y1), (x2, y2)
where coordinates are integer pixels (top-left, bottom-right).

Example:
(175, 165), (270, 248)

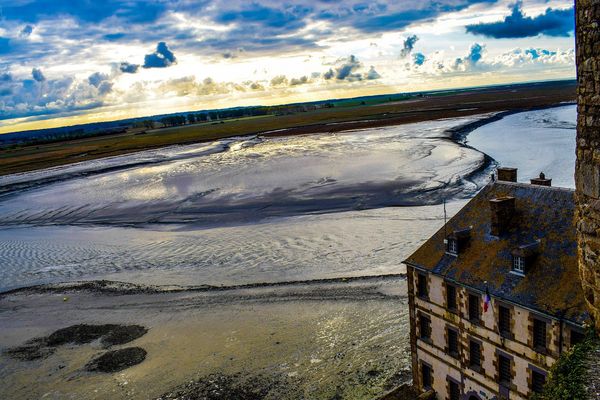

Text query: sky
(0, 0), (576, 133)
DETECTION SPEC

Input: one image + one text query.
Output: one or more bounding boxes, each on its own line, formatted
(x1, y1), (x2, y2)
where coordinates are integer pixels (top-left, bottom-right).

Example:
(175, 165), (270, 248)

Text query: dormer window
(448, 239), (458, 255)
(446, 227), (472, 256)
(513, 255), (526, 274)
(511, 241), (540, 276)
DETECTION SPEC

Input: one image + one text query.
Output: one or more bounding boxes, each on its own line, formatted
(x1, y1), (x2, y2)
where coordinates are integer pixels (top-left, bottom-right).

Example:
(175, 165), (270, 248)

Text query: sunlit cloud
(0, 0), (576, 133)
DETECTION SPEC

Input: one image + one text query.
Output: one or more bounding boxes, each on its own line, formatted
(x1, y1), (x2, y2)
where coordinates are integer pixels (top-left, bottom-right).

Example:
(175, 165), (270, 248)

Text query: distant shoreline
(0, 81), (576, 176)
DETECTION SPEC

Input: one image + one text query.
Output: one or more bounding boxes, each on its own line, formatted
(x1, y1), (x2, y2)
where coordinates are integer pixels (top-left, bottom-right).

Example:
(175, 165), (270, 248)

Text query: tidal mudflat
(0, 106), (576, 399)
(0, 277), (409, 400)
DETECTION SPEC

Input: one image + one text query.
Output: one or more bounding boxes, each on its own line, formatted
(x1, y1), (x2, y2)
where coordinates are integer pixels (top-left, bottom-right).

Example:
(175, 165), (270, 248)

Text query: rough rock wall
(576, 0), (600, 331)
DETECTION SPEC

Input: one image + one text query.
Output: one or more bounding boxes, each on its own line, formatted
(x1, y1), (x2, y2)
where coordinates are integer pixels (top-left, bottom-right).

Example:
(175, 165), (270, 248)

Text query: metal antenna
(443, 197), (447, 239)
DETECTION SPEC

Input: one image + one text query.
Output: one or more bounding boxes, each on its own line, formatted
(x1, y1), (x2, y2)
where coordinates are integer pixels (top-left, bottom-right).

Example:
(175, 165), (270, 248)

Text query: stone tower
(576, 0), (600, 330)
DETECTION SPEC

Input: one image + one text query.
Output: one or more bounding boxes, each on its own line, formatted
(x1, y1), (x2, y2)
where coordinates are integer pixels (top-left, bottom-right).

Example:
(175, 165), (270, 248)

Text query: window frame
(417, 272), (428, 299)
(532, 317), (548, 352)
(530, 367), (547, 394)
(446, 326), (460, 359)
(447, 377), (460, 400)
(419, 313), (432, 341)
(447, 238), (458, 255)
(446, 283), (457, 312)
(421, 362), (433, 390)
(498, 304), (512, 339)
(570, 327), (586, 347)
(469, 339), (482, 371)
(513, 255), (526, 274)
(468, 293), (481, 324)
(497, 353), (512, 387)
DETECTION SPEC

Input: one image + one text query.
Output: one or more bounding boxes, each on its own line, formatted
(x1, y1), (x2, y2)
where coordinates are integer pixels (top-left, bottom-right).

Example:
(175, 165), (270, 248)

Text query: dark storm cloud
(32, 68), (45, 82)
(400, 35), (419, 58)
(466, 1), (574, 38)
(120, 62), (140, 74)
(143, 42), (177, 68)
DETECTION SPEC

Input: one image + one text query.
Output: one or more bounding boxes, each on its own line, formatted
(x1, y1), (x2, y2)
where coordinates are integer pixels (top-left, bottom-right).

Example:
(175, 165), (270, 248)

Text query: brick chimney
(497, 167), (518, 182)
(530, 172), (552, 186)
(576, 0), (600, 330)
(489, 197), (516, 236)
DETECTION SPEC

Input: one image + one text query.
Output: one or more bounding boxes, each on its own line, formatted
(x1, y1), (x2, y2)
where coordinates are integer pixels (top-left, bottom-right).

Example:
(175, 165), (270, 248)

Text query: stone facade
(576, 0), (600, 331)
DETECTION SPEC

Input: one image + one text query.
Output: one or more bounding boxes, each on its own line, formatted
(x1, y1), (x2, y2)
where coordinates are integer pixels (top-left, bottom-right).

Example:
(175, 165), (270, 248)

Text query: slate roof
(404, 180), (588, 324)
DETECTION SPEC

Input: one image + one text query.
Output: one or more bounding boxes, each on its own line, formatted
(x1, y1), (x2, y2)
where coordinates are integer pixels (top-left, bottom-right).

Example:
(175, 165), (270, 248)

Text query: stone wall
(576, 0), (600, 331)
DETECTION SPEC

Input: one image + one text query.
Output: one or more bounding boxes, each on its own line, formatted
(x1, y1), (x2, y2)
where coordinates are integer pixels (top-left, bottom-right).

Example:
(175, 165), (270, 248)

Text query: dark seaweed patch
(86, 347), (147, 373)
(5, 324), (148, 361)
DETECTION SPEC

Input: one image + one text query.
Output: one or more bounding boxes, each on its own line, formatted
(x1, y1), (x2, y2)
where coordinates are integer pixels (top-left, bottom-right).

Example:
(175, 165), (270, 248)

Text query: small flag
(483, 288), (491, 313)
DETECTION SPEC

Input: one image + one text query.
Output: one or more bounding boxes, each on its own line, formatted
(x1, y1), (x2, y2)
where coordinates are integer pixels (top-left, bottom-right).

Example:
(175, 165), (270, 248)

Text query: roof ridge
(494, 181), (574, 193)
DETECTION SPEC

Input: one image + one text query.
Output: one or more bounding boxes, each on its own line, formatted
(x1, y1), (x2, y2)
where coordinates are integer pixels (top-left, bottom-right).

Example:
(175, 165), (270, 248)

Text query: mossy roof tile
(405, 181), (587, 324)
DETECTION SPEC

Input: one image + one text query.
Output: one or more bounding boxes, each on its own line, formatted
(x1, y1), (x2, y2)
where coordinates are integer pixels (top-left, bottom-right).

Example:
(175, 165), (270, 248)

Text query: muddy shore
(0, 276), (411, 399)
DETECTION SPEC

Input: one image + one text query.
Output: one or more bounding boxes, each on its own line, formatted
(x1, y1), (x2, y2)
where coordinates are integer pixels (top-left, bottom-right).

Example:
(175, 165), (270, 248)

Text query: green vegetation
(531, 331), (599, 400)
(0, 81), (576, 176)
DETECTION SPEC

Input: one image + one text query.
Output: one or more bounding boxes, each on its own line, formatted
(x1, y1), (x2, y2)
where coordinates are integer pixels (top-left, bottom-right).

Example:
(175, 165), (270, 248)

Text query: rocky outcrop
(576, 0), (600, 331)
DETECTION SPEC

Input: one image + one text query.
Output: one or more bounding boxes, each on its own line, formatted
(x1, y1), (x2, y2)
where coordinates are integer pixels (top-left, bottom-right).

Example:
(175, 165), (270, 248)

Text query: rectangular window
(513, 256), (525, 273)
(533, 318), (547, 351)
(498, 354), (512, 386)
(571, 329), (585, 347)
(446, 284), (457, 311)
(447, 328), (459, 358)
(499, 305), (511, 337)
(422, 363), (432, 389)
(419, 314), (431, 340)
(531, 370), (546, 394)
(468, 294), (480, 322)
(448, 380), (460, 400)
(448, 239), (458, 254)
(469, 340), (481, 369)
(417, 273), (428, 298)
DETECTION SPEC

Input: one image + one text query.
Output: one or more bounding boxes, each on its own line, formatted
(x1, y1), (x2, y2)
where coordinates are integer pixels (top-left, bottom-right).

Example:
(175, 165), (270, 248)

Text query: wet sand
(0, 277), (410, 400)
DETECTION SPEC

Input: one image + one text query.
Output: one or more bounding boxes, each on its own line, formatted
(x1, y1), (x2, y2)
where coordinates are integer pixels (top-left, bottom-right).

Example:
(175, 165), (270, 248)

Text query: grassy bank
(0, 81), (575, 176)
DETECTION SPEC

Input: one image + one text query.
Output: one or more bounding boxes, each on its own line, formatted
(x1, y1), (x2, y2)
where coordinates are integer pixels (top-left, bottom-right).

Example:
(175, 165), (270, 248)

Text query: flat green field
(0, 81), (576, 176)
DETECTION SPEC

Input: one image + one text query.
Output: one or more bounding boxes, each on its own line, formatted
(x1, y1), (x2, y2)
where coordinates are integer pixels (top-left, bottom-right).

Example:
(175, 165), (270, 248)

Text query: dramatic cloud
(88, 72), (113, 95)
(366, 66), (381, 80)
(466, 43), (484, 64)
(400, 35), (419, 58)
(334, 55), (363, 81)
(32, 68), (45, 82)
(323, 69), (335, 80)
(466, 2), (574, 38)
(290, 76), (309, 86)
(143, 42), (177, 69)
(119, 62), (140, 74)
(270, 75), (288, 86)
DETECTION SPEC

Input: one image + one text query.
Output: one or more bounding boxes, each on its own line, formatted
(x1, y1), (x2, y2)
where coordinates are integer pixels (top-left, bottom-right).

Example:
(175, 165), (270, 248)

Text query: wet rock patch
(5, 323), (148, 371)
(157, 372), (301, 400)
(86, 347), (147, 373)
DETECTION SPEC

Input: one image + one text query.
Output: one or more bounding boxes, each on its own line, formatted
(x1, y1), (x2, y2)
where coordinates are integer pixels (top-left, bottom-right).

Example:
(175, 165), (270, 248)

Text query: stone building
(404, 169), (588, 400)
(576, 0), (600, 332)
